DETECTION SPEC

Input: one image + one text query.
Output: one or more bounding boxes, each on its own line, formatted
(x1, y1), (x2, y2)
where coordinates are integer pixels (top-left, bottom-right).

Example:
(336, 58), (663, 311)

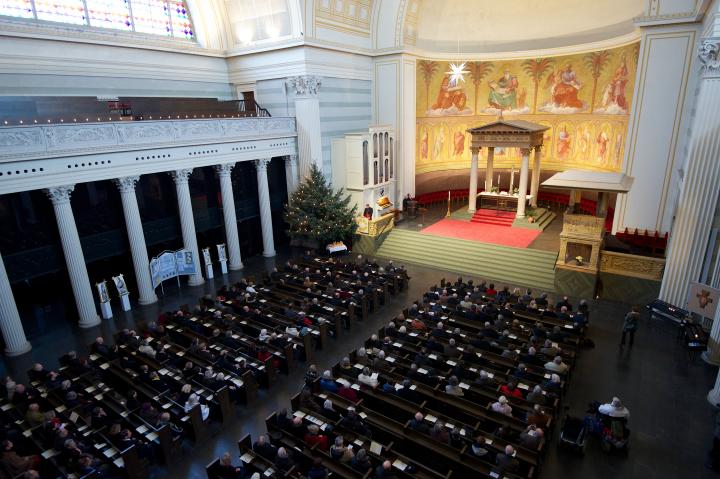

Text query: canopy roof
(542, 170), (634, 193)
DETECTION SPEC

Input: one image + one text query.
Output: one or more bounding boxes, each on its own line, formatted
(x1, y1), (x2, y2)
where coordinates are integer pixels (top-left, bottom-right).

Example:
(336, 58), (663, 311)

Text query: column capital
(45, 185), (75, 204)
(114, 176), (140, 193)
(170, 168), (193, 184)
(470, 147), (481, 155)
(285, 155), (298, 166)
(214, 163), (235, 178)
(285, 75), (322, 96)
(254, 158), (271, 172)
(520, 148), (532, 156)
(699, 38), (720, 79)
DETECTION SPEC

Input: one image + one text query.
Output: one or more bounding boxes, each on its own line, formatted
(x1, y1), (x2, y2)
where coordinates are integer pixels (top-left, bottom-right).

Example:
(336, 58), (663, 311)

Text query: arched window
(384, 132), (389, 156)
(362, 140), (369, 186)
(373, 160), (378, 184)
(373, 133), (378, 158)
(389, 138), (394, 179)
(384, 158), (389, 182)
(0, 0), (194, 39)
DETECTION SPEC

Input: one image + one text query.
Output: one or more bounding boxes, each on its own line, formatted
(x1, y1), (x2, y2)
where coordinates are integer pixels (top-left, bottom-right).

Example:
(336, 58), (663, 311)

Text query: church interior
(0, 1), (719, 478)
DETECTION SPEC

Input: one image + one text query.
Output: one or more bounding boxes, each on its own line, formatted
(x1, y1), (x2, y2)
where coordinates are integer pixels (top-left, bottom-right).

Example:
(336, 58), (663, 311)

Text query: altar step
(512, 208), (557, 231)
(470, 209), (515, 227)
(375, 229), (557, 292)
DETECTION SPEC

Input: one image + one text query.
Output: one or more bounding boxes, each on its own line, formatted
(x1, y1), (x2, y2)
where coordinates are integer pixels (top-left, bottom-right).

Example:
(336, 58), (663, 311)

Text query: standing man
(620, 306), (640, 346)
(363, 204), (373, 219)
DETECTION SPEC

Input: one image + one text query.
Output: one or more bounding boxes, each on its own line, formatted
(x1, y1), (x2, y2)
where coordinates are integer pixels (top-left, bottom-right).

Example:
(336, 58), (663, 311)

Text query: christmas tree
(285, 164), (358, 247)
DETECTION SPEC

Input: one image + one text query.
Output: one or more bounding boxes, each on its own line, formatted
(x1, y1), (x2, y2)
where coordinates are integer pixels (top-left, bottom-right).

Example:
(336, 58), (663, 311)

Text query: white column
(114, 176), (158, 305)
(45, 186), (100, 328)
(255, 159), (276, 257)
(468, 147), (479, 213)
(708, 368), (720, 407)
(660, 38), (720, 307)
(485, 147), (494, 191)
(516, 148), (530, 218)
(284, 155), (299, 200)
(0, 252), (31, 356)
(703, 299), (720, 366)
(214, 163), (243, 271)
(170, 169), (204, 286)
(286, 76), (322, 179)
(530, 146), (541, 207)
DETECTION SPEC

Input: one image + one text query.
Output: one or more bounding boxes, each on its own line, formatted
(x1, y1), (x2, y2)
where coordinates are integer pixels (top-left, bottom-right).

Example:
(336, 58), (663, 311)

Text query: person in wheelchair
(597, 397), (630, 451)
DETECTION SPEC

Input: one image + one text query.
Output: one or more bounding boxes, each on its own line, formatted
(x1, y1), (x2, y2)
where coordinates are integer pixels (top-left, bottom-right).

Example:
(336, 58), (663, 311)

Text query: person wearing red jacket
(304, 424), (329, 450)
(500, 381), (524, 399)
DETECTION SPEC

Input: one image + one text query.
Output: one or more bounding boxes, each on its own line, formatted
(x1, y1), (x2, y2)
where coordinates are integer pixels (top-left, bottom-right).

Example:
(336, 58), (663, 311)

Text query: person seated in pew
(139, 402), (160, 423)
(528, 404), (550, 428)
(500, 381), (524, 399)
(0, 440), (41, 477)
(375, 459), (398, 479)
(339, 407), (371, 437)
(339, 357), (353, 373)
(542, 304), (558, 318)
(475, 370), (493, 388)
(118, 429), (156, 462)
(53, 427), (73, 451)
(526, 385), (546, 406)
(217, 452), (245, 479)
(542, 373), (562, 395)
(287, 416), (306, 438)
(275, 409), (293, 430)
(430, 422), (450, 444)
(445, 376), (464, 397)
(518, 425), (544, 450)
(308, 457), (329, 479)
(60, 438), (96, 470)
(495, 444), (519, 474)
(358, 367), (379, 388)
(598, 397), (630, 419)
(275, 447), (295, 472)
(304, 425), (329, 451)
(471, 434), (489, 458)
(557, 306), (571, 321)
(409, 412), (429, 434)
(155, 412), (184, 441)
(491, 396), (513, 417)
(148, 371), (168, 391)
(330, 436), (354, 462)
(337, 382), (358, 403)
(544, 355), (569, 375)
(351, 448), (372, 472)
(24, 403), (44, 428)
(443, 338), (459, 358)
(305, 364), (319, 385)
(184, 393), (210, 421)
(28, 363), (48, 384)
(138, 339), (156, 358)
(300, 386), (322, 413)
(90, 406), (111, 430)
(253, 434), (277, 460)
(556, 296), (572, 310)
(320, 371), (339, 393)
(572, 309), (588, 328)
(322, 400), (341, 422)
(540, 339), (561, 358)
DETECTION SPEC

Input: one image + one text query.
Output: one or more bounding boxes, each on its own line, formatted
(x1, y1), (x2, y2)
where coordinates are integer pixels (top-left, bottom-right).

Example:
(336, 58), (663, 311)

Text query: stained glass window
(0, 0), (193, 39)
(86, 0), (132, 31)
(130, 0), (170, 36)
(0, 0), (34, 19)
(34, 0), (87, 25)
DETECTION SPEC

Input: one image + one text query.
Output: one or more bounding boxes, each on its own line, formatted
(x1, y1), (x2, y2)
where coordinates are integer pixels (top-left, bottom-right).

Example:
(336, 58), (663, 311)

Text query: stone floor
(2, 248), (719, 479)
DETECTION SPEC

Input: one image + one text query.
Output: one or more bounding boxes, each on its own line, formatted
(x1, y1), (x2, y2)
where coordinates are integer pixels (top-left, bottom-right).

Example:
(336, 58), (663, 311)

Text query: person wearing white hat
(598, 397), (630, 419)
(491, 395), (513, 416)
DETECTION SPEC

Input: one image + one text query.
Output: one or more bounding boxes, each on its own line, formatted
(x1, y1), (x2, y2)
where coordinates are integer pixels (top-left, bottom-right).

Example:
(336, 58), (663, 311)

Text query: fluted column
(114, 176), (157, 305)
(708, 368), (720, 407)
(286, 76), (322, 179)
(214, 163), (243, 271)
(468, 147), (479, 213)
(703, 301), (720, 365)
(0, 252), (31, 356)
(45, 186), (100, 328)
(170, 169), (204, 286)
(285, 155), (299, 201)
(255, 159), (276, 257)
(485, 147), (494, 191)
(660, 38), (720, 307)
(530, 146), (541, 207)
(516, 148), (530, 218)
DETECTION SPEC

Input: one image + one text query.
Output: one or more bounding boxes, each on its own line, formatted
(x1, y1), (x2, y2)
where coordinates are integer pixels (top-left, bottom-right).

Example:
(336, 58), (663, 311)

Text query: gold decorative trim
(599, 250), (665, 280)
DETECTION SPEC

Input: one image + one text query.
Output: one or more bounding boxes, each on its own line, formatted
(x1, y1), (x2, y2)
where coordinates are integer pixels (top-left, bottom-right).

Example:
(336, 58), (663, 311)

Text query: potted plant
(491, 186), (500, 194)
(575, 255), (584, 266)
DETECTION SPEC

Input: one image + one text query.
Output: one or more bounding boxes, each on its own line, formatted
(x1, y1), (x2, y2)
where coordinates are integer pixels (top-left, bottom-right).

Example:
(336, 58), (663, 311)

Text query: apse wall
(413, 41), (640, 195)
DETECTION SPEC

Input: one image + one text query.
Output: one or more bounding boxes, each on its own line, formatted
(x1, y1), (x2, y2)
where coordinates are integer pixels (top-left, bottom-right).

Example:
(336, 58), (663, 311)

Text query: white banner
(111, 274), (129, 296)
(96, 280), (110, 303)
(202, 247), (212, 267)
(217, 243), (227, 262)
(150, 249), (197, 289)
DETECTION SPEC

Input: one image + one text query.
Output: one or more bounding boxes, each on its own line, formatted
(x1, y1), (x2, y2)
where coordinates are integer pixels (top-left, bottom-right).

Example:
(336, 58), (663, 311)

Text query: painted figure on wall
(453, 130), (465, 156)
(420, 128), (429, 159)
(550, 63), (583, 109)
(598, 55), (629, 114)
(614, 132), (624, 168)
(430, 75), (471, 115)
(596, 131), (610, 165)
(488, 68), (519, 110)
(557, 126), (571, 159)
(579, 125), (592, 156)
(433, 129), (444, 161)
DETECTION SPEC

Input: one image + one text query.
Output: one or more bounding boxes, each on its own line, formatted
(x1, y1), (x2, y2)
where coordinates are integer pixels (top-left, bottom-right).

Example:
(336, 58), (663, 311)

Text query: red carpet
(420, 218), (541, 248)
(471, 208), (515, 227)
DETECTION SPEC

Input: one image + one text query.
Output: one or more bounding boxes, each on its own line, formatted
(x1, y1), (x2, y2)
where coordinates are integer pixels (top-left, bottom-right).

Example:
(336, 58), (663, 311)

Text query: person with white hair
(598, 397), (630, 419)
(258, 329), (270, 342)
(275, 446), (294, 470)
(544, 355), (569, 375)
(184, 393), (209, 420)
(358, 367), (379, 388)
(491, 396), (513, 416)
(495, 444), (520, 473)
(319, 370), (338, 393)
